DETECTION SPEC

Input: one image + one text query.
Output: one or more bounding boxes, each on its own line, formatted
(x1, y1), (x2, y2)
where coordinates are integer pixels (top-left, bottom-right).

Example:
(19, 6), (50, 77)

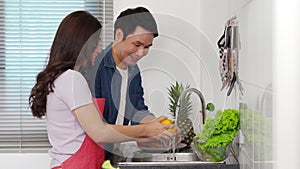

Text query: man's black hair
(114, 6), (158, 39)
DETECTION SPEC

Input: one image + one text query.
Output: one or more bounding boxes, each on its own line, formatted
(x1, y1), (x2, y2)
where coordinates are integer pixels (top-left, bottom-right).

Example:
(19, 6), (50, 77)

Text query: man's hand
(137, 116), (181, 148)
(136, 125), (181, 148)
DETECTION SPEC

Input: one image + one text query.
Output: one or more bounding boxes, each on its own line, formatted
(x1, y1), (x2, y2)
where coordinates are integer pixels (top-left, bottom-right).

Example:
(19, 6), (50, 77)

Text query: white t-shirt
(115, 67), (128, 125)
(46, 69), (93, 168)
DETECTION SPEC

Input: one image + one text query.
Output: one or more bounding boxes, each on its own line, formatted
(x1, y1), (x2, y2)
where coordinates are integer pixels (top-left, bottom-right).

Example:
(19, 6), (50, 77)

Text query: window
(0, 0), (113, 153)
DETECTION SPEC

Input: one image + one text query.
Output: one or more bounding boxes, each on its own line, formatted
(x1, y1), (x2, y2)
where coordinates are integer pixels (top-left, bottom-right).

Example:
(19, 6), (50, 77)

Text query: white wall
(218, 1), (300, 169)
(273, 1), (300, 169)
(228, 0), (274, 169)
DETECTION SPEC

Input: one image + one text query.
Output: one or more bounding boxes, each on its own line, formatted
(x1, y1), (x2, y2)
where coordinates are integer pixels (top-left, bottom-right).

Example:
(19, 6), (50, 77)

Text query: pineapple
(168, 82), (196, 145)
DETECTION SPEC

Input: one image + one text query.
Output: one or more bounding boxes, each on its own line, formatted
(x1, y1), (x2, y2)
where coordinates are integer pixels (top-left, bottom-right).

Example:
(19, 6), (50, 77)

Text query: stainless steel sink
(132, 152), (199, 162)
(117, 153), (225, 167)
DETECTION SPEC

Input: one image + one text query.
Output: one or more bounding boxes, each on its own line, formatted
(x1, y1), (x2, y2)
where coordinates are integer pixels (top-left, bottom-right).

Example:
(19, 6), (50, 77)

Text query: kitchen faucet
(168, 87), (206, 156)
(174, 87), (206, 127)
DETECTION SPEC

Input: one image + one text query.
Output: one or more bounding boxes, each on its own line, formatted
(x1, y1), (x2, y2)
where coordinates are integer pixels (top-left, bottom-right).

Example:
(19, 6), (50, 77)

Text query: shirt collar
(103, 43), (138, 73)
(103, 43), (115, 69)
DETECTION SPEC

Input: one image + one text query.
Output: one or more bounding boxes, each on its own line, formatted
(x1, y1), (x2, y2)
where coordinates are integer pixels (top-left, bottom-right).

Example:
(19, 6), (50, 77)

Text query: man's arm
(129, 69), (156, 124)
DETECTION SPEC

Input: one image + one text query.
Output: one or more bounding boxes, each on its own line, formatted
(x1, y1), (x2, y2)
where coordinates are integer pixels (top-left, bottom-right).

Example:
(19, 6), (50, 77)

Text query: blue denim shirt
(85, 43), (154, 125)
(84, 43), (154, 160)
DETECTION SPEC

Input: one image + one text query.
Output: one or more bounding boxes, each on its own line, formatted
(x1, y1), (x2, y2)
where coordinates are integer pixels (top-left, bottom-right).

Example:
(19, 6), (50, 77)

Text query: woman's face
(74, 33), (101, 72)
(91, 34), (102, 65)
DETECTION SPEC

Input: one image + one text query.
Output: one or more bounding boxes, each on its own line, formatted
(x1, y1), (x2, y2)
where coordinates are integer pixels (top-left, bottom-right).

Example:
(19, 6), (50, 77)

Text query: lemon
(161, 119), (175, 133)
(160, 119), (174, 124)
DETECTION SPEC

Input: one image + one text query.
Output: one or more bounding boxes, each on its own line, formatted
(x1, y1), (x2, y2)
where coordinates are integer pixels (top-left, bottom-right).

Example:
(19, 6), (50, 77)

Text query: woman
(29, 11), (173, 169)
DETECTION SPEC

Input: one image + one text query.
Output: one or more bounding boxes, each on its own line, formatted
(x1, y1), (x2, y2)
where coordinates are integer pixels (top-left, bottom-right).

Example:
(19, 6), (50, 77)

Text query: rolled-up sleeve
(131, 110), (154, 124)
(128, 68), (155, 124)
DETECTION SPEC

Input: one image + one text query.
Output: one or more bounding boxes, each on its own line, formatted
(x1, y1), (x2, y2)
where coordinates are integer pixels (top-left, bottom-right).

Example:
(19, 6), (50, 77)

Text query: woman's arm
(139, 114), (156, 123)
(73, 103), (173, 144)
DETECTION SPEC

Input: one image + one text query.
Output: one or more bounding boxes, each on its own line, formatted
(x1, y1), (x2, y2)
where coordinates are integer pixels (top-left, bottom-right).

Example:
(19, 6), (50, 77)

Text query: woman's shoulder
(62, 69), (83, 77)
(56, 69), (86, 84)
(65, 69), (82, 76)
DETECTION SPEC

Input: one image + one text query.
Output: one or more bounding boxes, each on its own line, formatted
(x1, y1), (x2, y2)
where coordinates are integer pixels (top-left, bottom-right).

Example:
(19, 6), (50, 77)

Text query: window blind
(0, 0), (113, 153)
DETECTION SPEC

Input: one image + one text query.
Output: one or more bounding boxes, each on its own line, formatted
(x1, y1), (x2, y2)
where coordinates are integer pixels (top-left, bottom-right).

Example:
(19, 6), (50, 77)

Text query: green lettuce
(194, 109), (240, 162)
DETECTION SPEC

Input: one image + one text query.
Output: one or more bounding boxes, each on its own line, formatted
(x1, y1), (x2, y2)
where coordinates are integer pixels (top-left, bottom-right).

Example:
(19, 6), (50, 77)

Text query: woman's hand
(137, 116), (181, 148)
(141, 116), (173, 137)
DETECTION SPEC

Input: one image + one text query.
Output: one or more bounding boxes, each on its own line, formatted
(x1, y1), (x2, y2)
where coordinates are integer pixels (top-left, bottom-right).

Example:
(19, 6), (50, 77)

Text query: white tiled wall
(194, 0), (274, 168)
(228, 0), (274, 169)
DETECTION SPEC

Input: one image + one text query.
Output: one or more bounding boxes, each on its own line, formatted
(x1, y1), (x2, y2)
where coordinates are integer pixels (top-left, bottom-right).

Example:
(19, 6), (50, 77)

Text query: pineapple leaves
(167, 81), (192, 119)
(167, 81), (196, 145)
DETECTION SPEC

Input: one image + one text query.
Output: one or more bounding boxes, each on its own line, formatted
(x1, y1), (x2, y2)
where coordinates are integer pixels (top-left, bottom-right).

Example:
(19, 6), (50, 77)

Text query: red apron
(52, 135), (104, 169)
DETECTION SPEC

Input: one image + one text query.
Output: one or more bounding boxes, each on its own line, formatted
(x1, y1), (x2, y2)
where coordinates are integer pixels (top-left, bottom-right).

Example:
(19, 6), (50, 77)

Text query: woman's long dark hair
(29, 11), (102, 118)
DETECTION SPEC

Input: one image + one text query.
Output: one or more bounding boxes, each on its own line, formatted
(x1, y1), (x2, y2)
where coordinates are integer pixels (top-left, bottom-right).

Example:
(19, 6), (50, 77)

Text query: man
(94, 7), (158, 126)
(85, 7), (170, 160)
